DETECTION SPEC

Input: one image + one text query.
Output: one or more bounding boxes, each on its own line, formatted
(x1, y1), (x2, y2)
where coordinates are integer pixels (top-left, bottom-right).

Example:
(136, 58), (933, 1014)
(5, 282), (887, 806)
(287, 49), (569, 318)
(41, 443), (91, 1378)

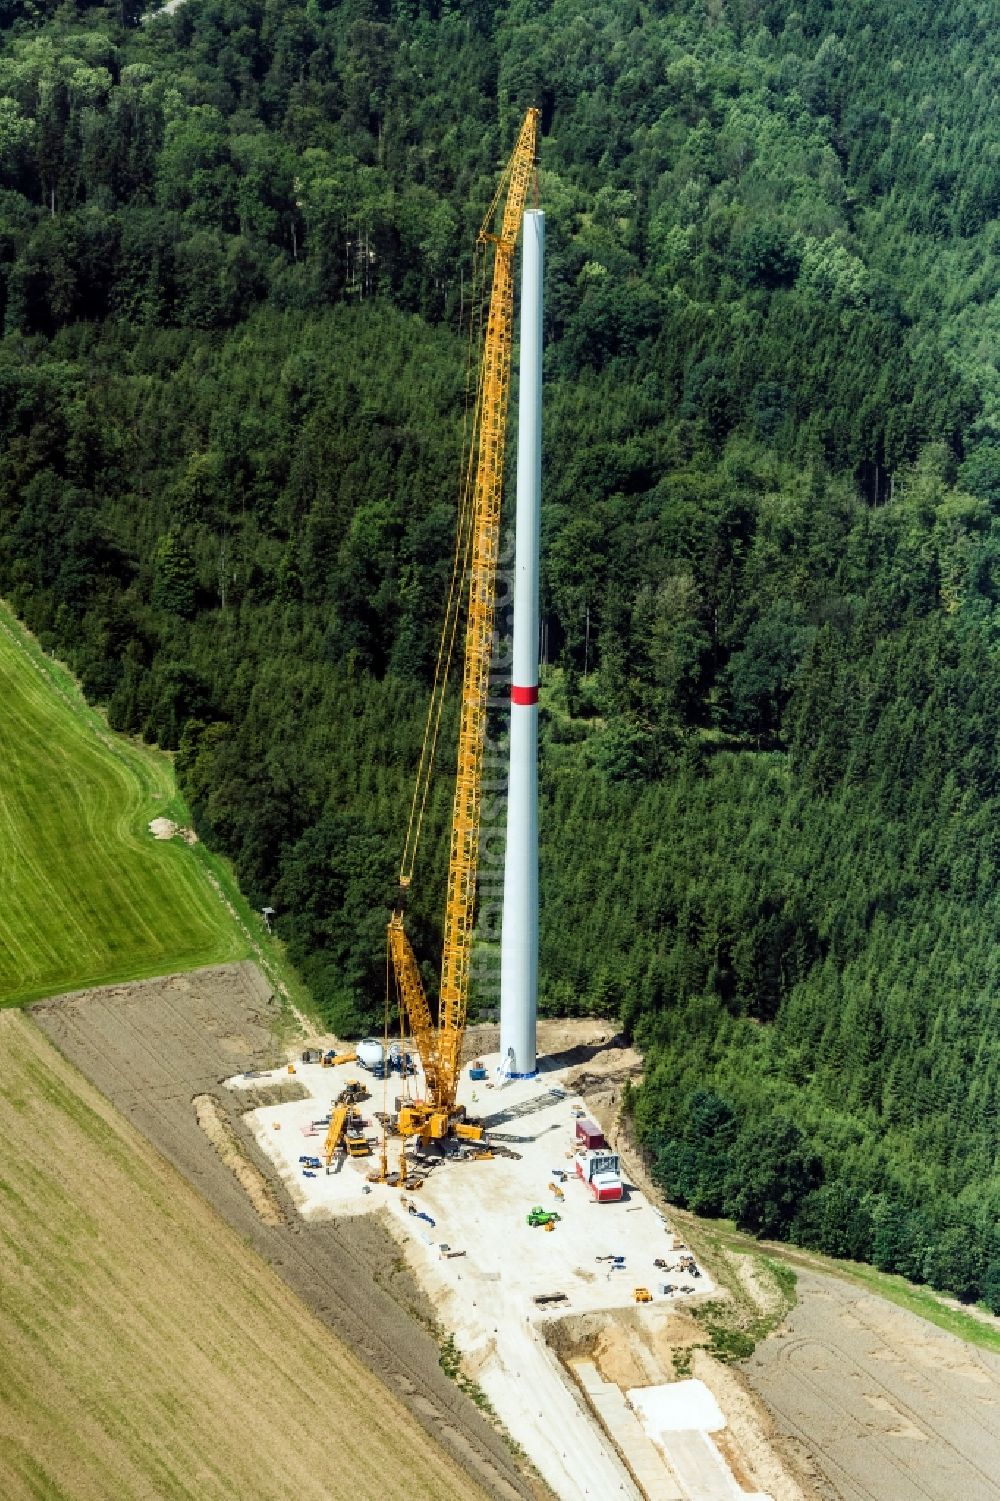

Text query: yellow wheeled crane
(387, 108), (540, 1145)
(323, 1102), (371, 1164)
(323, 1104), (349, 1165)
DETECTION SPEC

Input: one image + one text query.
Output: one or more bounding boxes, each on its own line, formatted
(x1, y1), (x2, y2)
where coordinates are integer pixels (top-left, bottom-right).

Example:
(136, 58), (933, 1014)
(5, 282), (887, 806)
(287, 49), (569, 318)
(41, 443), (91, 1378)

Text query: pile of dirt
(543, 1309), (619, 1364)
(532, 1020), (644, 1131)
(462, 1020), (643, 1092)
(233, 1079), (310, 1110)
(592, 1320), (668, 1389)
(194, 1093), (285, 1225)
(148, 816), (198, 843)
(544, 1306), (701, 1383)
(728, 1247), (788, 1321)
(462, 1024), (500, 1062)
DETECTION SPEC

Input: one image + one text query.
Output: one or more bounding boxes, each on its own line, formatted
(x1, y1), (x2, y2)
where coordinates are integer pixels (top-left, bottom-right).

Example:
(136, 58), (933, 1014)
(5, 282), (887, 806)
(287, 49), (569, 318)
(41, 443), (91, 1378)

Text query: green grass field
(0, 604), (250, 1004)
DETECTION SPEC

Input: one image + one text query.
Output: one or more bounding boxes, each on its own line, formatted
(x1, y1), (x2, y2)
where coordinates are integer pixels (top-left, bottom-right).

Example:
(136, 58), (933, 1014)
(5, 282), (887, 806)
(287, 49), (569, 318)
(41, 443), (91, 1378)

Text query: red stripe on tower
(511, 684), (539, 706)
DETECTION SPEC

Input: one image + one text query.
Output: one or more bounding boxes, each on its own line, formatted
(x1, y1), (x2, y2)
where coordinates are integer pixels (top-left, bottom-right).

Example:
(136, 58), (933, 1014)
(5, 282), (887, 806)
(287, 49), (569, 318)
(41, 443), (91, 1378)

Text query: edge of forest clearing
(0, 598), (318, 1025)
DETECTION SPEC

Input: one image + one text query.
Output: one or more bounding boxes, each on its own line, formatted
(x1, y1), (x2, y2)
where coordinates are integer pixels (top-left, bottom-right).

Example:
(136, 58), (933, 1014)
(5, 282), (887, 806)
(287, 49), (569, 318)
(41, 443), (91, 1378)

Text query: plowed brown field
(30, 963), (542, 1501)
(0, 1009), (491, 1501)
(742, 1270), (1000, 1501)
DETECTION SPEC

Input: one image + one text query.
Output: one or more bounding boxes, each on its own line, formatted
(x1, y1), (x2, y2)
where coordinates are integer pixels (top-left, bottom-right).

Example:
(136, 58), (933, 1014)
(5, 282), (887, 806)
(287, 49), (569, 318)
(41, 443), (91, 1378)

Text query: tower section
(499, 209), (544, 1079)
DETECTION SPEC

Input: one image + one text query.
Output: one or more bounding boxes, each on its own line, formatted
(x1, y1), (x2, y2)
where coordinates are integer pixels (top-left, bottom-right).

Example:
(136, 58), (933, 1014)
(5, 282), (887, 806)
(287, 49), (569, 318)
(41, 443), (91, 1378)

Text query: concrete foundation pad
(627, 1383), (772, 1501)
(629, 1381), (725, 1433)
(575, 1361), (685, 1500)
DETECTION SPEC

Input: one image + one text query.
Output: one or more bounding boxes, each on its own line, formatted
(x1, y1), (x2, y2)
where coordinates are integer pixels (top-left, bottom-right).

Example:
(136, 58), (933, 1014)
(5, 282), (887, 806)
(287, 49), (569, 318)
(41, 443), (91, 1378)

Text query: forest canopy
(1, 0), (1000, 1305)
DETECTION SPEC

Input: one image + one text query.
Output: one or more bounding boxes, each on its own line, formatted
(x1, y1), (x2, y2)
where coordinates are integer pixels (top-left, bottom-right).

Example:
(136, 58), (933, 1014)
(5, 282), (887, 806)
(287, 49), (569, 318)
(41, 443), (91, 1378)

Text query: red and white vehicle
(575, 1148), (623, 1202)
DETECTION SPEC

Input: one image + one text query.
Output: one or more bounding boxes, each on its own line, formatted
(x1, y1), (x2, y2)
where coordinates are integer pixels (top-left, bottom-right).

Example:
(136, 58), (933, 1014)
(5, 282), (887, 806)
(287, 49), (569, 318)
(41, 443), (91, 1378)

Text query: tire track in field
(838, 1292), (1000, 1482)
(32, 964), (543, 1501)
(743, 1271), (1000, 1501)
(770, 1337), (946, 1501)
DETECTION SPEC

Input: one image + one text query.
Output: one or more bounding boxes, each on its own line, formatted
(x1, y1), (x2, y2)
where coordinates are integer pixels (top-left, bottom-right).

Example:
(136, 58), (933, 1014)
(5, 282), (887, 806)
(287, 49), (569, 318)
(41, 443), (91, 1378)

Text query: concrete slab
(574, 1361), (685, 1500)
(658, 1432), (753, 1501)
(233, 1053), (714, 1306)
(628, 1381), (725, 1433)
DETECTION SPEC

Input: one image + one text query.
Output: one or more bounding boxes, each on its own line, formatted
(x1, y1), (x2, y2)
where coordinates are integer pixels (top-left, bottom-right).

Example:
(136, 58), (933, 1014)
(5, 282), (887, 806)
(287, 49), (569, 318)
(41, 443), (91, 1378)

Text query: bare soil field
(31, 963), (545, 1501)
(0, 1008), (492, 1501)
(742, 1270), (1000, 1501)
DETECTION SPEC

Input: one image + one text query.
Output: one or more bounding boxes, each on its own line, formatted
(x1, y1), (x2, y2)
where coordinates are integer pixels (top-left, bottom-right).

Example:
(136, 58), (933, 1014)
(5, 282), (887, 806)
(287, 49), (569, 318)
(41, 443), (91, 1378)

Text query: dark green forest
(2, 0), (1000, 1303)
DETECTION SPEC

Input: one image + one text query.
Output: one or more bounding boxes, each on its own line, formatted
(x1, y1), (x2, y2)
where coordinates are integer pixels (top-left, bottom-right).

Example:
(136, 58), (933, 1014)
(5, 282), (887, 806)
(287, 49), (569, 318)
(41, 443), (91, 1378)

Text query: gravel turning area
(31, 963), (544, 1501)
(741, 1270), (1000, 1501)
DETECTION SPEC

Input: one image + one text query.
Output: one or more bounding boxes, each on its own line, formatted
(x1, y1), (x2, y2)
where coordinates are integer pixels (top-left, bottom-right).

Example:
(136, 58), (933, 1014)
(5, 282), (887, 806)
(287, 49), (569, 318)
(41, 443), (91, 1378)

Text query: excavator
(387, 108), (540, 1147)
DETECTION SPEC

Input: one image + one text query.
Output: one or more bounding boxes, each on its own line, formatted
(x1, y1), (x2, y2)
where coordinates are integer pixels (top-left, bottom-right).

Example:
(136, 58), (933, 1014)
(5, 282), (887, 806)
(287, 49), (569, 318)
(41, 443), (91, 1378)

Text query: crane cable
(398, 237), (491, 890)
(398, 133), (531, 891)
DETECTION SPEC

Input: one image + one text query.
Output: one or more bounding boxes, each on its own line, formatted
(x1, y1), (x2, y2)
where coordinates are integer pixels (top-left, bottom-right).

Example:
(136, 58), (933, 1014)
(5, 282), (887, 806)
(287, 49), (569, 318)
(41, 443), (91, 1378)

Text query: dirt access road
(742, 1270), (1000, 1501)
(32, 963), (545, 1501)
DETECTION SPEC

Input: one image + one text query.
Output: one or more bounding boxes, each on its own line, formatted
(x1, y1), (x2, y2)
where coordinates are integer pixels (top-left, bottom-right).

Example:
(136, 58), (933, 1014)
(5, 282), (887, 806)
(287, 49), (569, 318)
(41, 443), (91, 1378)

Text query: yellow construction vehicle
(322, 1105), (349, 1166)
(323, 1049), (356, 1067)
(387, 108), (540, 1149)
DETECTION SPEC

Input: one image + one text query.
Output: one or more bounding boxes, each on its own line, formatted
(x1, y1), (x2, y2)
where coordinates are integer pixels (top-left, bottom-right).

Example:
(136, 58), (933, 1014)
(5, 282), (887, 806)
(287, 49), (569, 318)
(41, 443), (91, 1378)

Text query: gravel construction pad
(741, 1270), (1000, 1501)
(31, 963), (543, 1501)
(244, 1049), (719, 1501)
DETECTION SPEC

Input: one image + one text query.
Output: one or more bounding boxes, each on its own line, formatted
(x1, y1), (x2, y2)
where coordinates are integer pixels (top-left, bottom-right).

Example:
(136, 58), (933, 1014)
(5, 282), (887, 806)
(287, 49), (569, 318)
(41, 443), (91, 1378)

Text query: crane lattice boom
(388, 108), (539, 1140)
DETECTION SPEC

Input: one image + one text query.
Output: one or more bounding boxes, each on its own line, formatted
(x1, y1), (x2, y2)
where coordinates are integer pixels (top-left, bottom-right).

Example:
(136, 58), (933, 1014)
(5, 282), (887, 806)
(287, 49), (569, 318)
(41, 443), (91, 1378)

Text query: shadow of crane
(482, 1088), (567, 1130)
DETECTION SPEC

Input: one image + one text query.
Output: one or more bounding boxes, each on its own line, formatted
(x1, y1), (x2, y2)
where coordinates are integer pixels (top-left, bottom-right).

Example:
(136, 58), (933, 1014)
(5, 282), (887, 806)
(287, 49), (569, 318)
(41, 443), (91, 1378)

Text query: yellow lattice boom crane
(387, 108), (540, 1145)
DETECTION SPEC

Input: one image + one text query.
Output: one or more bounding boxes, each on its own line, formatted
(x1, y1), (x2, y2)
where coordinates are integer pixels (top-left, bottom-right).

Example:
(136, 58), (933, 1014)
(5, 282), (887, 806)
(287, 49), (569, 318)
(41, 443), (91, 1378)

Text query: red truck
(575, 1117), (606, 1150)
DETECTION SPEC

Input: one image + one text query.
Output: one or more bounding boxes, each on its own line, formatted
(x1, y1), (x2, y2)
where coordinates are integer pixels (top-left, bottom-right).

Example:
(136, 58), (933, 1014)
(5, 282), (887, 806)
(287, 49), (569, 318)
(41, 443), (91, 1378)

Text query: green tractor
(527, 1205), (561, 1230)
